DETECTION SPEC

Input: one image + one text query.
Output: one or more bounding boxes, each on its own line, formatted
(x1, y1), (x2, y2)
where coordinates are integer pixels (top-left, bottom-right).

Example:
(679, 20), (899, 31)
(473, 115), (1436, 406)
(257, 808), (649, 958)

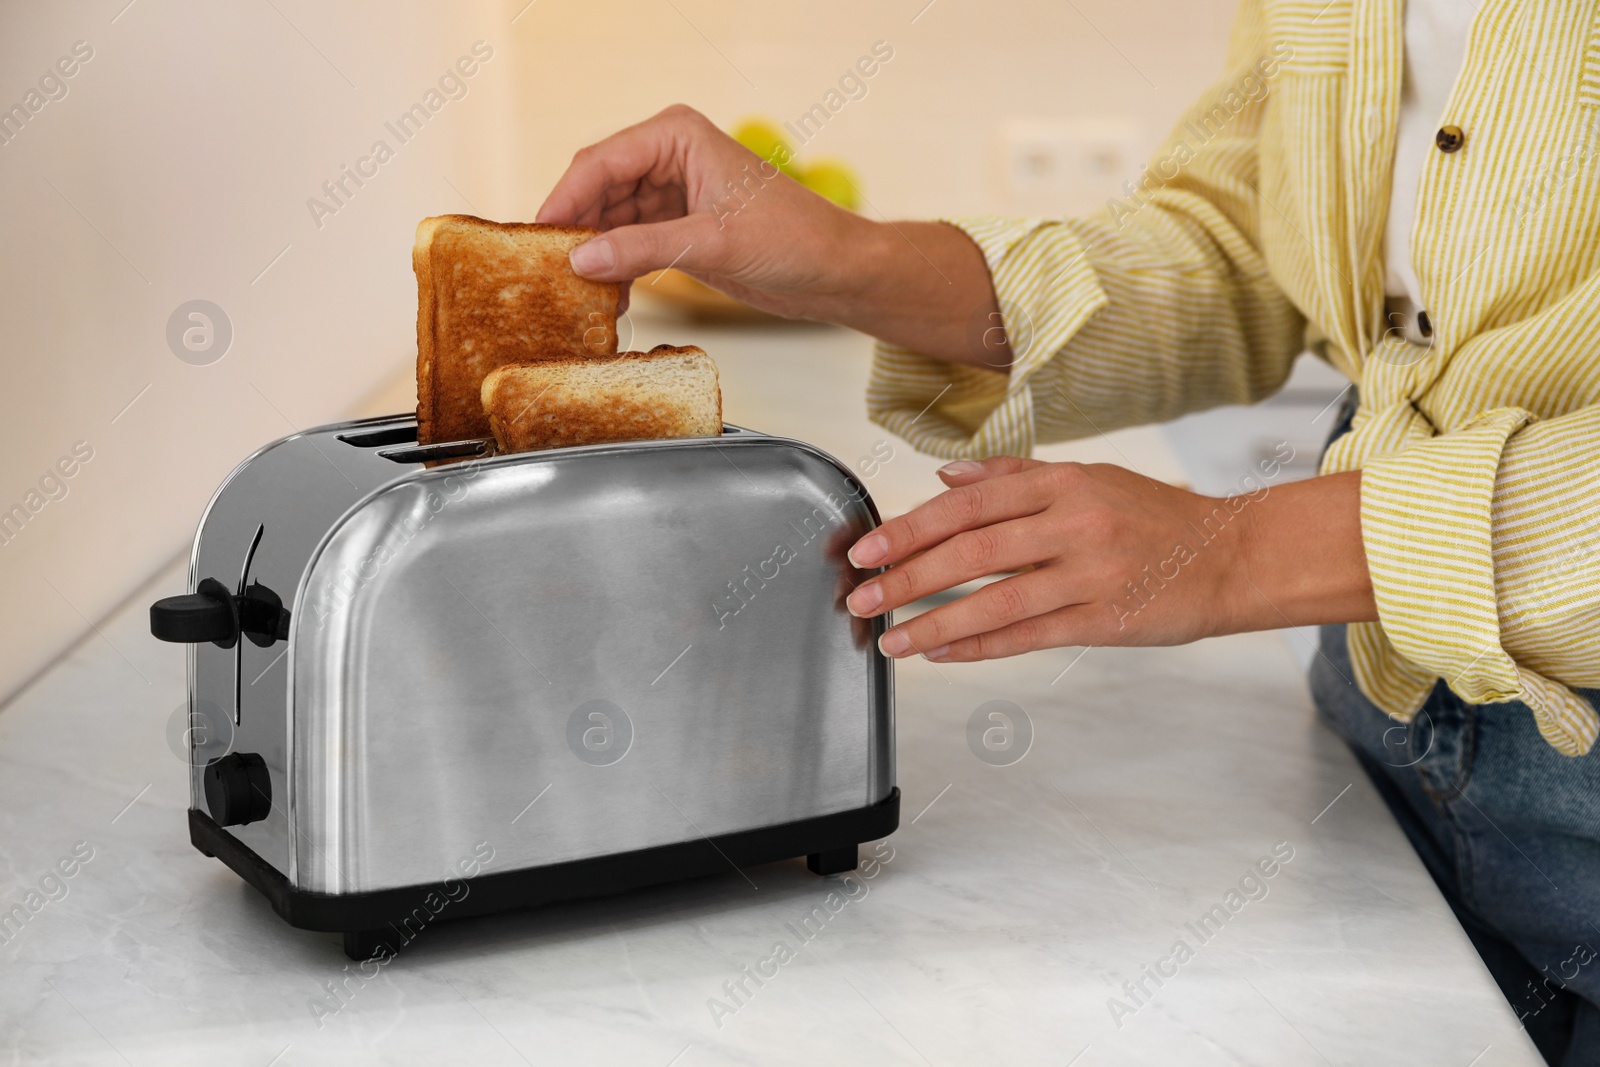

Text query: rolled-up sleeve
(865, 216), (1106, 459)
(865, 0), (1306, 460)
(1356, 404), (1600, 755)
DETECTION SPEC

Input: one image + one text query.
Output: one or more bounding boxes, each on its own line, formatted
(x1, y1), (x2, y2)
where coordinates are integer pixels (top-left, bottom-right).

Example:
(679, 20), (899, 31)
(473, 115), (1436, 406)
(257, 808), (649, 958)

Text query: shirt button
(1436, 125), (1466, 153)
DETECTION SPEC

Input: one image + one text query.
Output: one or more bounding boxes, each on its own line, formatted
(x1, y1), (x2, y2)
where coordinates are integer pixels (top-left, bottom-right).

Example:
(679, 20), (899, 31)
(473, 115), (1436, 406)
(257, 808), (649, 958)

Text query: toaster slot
(375, 440), (490, 464)
(336, 424), (418, 448)
(233, 523), (265, 726)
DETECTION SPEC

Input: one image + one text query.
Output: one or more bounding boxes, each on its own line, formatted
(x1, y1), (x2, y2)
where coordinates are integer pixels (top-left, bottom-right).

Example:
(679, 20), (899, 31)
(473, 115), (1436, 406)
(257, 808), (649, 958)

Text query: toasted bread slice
(482, 345), (722, 454)
(414, 215), (620, 444)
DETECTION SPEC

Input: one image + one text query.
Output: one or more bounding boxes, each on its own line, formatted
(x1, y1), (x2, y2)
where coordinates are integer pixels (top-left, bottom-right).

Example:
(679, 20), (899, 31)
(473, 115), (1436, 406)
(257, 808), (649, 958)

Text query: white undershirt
(1384, 0), (1476, 308)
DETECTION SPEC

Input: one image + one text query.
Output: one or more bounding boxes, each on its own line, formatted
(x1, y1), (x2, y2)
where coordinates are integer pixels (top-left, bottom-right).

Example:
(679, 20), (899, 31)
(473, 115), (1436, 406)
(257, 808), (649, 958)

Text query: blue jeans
(1311, 625), (1600, 1064)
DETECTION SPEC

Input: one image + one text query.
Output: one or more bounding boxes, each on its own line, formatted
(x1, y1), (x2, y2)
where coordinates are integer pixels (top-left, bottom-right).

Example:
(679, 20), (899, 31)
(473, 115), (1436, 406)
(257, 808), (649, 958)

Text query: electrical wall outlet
(997, 117), (1142, 215)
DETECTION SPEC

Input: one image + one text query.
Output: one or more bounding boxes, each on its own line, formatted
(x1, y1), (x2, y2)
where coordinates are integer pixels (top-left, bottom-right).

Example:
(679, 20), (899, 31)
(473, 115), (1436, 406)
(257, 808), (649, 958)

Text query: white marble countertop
(0, 317), (1540, 1065)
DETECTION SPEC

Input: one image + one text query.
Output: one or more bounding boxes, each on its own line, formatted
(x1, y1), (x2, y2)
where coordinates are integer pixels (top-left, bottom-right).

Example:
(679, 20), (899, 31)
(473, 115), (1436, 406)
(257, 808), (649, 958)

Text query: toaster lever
(149, 578), (290, 648)
(149, 578), (239, 648)
(238, 581), (290, 647)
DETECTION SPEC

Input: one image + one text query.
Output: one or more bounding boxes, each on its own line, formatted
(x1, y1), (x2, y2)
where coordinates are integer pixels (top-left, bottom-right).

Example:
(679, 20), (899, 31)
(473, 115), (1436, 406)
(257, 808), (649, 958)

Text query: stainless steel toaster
(149, 414), (897, 960)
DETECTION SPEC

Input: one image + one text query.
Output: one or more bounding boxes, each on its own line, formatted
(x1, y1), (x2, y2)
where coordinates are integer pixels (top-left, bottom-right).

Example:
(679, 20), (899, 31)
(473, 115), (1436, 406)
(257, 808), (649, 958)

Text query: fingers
(875, 570), (1065, 657)
(846, 515), (1048, 618)
(536, 136), (660, 229)
(849, 462), (1073, 569)
(935, 455), (1045, 488)
(916, 603), (1096, 662)
(536, 104), (708, 228)
(568, 213), (722, 283)
(867, 569), (1092, 661)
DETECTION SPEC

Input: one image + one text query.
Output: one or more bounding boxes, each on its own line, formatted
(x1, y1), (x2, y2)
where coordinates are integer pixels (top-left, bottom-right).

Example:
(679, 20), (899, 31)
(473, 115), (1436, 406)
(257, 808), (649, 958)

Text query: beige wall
(0, 0), (516, 706)
(507, 0), (1239, 220)
(0, 0), (1239, 708)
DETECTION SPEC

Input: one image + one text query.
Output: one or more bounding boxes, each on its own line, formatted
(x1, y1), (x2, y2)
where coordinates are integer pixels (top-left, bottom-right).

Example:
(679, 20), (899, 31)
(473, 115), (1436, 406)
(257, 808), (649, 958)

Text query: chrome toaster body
(161, 415), (897, 954)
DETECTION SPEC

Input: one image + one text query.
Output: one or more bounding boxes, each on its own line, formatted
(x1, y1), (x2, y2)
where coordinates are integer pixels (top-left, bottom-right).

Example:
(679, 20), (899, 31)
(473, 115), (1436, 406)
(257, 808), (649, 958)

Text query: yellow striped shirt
(867, 0), (1600, 755)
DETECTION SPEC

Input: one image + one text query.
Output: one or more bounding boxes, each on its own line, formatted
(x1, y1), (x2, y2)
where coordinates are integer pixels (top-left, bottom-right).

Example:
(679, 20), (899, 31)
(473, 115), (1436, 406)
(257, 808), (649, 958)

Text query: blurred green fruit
(798, 159), (860, 211)
(732, 118), (800, 178)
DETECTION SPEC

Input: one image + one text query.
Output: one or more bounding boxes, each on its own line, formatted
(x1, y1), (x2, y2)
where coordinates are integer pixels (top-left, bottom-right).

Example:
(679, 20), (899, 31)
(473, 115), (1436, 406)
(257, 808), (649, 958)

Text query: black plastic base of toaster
(188, 786), (900, 959)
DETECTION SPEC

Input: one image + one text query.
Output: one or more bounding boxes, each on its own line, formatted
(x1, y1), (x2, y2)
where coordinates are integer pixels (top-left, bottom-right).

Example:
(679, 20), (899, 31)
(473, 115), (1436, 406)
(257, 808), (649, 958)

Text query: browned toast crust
(482, 345), (722, 454)
(414, 215), (620, 444)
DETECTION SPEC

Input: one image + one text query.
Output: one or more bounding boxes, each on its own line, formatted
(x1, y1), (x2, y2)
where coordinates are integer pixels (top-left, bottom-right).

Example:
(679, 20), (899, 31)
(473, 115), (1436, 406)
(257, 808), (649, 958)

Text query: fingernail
(879, 630), (910, 657)
(939, 460), (983, 477)
(923, 644), (950, 661)
(847, 582), (883, 617)
(849, 533), (888, 567)
(569, 238), (616, 276)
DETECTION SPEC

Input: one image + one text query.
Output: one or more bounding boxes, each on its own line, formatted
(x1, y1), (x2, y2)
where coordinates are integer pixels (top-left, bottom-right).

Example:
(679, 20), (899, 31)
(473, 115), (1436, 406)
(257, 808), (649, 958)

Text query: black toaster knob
(150, 578), (239, 648)
(203, 752), (272, 827)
